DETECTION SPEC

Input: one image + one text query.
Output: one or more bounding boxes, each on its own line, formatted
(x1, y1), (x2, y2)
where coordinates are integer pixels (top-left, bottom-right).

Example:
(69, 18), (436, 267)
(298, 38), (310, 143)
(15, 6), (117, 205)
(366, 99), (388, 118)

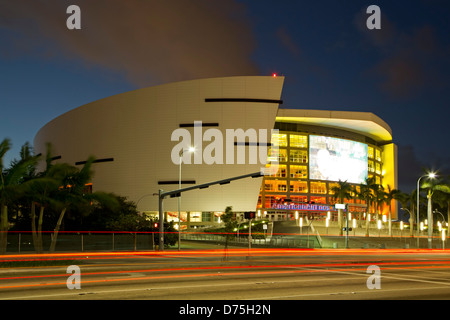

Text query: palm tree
(49, 157), (118, 252)
(330, 180), (353, 236)
(32, 165), (71, 253)
(384, 185), (400, 237)
(373, 184), (386, 221)
(358, 177), (376, 236)
(421, 178), (450, 248)
(222, 206), (235, 252)
(433, 179), (450, 238)
(0, 139), (40, 254)
(29, 143), (81, 253)
(396, 190), (415, 237)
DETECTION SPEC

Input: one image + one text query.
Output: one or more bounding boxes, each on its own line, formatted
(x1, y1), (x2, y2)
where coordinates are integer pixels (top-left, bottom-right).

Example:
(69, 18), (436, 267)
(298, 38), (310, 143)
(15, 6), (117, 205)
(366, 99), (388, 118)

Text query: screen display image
(309, 135), (368, 184)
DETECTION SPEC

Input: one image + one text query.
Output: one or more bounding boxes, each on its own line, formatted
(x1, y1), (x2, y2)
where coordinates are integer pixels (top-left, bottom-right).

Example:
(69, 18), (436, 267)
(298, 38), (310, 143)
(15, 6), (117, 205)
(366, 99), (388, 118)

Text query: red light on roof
(273, 73), (277, 78)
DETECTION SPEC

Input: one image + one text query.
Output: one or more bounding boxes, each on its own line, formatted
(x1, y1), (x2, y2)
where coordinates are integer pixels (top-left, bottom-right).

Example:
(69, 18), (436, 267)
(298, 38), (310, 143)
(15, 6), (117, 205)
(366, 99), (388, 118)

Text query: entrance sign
(271, 203), (334, 212)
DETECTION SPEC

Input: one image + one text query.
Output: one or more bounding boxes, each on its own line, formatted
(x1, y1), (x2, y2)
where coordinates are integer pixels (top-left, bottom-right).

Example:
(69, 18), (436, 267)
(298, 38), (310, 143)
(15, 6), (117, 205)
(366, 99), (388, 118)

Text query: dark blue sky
(1, 0), (449, 192)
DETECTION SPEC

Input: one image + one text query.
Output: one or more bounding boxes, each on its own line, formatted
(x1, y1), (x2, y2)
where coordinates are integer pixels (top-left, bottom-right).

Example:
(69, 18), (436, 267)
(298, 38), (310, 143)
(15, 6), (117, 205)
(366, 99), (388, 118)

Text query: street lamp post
(442, 229), (446, 250)
(416, 173), (436, 248)
(401, 207), (412, 237)
(178, 147), (195, 250)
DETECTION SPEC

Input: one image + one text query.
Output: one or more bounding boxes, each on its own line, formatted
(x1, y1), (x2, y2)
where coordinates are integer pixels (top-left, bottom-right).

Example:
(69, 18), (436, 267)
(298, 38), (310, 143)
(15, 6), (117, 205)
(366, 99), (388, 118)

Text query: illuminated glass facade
(258, 124), (384, 221)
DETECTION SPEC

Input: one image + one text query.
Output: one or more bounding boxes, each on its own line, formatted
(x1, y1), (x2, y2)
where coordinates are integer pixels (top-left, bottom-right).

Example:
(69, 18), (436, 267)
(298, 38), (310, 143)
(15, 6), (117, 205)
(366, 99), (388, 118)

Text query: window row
(368, 146), (382, 162)
(263, 181), (331, 194)
(268, 149), (308, 163)
(368, 160), (381, 174)
(271, 133), (308, 148)
(265, 164), (308, 178)
(262, 181), (375, 196)
(258, 195), (368, 209)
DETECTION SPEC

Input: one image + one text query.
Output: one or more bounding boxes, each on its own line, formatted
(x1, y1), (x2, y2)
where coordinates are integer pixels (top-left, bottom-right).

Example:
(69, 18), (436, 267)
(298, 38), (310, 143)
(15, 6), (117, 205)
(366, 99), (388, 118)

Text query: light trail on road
(0, 248), (449, 298)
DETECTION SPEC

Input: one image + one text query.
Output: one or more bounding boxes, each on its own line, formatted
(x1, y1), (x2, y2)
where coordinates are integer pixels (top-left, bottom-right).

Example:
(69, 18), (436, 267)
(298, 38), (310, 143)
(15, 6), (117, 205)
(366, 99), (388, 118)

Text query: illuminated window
(368, 146), (374, 159)
(328, 182), (339, 194)
(202, 212), (212, 222)
(289, 150), (308, 163)
(190, 212), (202, 222)
(368, 160), (375, 173)
(375, 163), (381, 175)
(266, 164), (287, 177)
(291, 196), (307, 203)
(272, 133), (288, 147)
(290, 165), (307, 179)
(264, 196), (288, 208)
(268, 148), (288, 162)
(290, 180), (308, 193)
(265, 183), (274, 191)
(310, 181), (327, 194)
(310, 196), (326, 204)
(375, 149), (381, 162)
(289, 134), (308, 148)
(265, 180), (288, 192)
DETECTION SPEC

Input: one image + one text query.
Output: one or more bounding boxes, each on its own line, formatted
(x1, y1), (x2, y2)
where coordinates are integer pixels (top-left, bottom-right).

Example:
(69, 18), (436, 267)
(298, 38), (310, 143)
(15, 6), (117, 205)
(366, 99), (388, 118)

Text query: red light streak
(1, 263), (450, 291)
(1, 260), (450, 282)
(2, 248), (450, 261)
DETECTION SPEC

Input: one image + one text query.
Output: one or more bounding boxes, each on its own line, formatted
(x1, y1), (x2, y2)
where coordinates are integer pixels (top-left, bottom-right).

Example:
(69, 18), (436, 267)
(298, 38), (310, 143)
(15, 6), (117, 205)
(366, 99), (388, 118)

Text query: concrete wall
(34, 76), (285, 213)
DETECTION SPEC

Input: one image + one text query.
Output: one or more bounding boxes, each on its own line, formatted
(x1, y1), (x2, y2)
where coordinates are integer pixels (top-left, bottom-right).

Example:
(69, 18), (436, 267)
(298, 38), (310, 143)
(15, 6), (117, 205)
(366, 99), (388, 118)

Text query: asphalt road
(1, 243), (450, 304)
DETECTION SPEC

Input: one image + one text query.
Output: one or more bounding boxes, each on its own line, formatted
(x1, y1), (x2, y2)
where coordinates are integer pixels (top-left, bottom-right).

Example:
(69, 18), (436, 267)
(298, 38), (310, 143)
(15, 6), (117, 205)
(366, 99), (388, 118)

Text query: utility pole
(248, 218), (252, 251)
(157, 171), (263, 251)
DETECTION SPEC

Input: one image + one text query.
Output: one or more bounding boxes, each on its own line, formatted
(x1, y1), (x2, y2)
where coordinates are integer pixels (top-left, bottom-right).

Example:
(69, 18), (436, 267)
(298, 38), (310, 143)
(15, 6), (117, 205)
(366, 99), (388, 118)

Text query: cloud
(354, 9), (446, 98)
(274, 26), (330, 82)
(0, 0), (259, 87)
(276, 27), (302, 57)
(374, 55), (424, 98)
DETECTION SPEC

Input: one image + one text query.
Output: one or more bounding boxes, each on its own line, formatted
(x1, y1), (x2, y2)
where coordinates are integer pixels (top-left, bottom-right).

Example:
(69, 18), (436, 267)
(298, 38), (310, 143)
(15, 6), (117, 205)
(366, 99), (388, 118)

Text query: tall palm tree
(384, 185), (400, 236)
(434, 186), (450, 238)
(0, 139), (40, 254)
(358, 177), (376, 236)
(396, 190), (415, 237)
(49, 157), (118, 252)
(373, 184), (386, 221)
(330, 180), (353, 236)
(32, 164), (71, 253)
(421, 179), (450, 248)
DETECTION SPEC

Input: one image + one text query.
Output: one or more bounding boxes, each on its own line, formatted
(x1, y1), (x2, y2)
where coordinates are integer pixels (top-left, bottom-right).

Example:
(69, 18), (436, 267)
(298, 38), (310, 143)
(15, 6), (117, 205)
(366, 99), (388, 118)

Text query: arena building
(34, 76), (397, 228)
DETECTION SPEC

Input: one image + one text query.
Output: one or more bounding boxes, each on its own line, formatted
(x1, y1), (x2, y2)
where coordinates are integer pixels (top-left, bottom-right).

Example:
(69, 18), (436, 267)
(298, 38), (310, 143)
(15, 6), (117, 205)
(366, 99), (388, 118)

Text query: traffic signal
(244, 212), (254, 220)
(153, 222), (159, 228)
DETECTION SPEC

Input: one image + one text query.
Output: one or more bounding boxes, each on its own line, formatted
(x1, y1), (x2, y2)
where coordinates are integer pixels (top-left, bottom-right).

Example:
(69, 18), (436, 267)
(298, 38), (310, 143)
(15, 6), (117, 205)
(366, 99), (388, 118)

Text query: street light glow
(416, 172), (438, 248)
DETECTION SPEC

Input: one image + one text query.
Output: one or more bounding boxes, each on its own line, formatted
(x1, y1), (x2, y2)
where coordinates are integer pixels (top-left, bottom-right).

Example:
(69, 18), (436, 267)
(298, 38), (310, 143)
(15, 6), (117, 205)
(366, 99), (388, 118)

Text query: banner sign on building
(271, 203), (336, 212)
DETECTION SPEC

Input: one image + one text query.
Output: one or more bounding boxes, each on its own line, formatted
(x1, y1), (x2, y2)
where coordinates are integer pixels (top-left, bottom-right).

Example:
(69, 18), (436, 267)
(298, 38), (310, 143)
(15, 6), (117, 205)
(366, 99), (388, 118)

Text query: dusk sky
(1, 0), (449, 193)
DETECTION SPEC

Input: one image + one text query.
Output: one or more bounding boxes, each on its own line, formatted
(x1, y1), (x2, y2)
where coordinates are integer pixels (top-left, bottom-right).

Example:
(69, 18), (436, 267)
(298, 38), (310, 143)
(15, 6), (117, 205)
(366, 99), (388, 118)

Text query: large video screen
(309, 135), (368, 184)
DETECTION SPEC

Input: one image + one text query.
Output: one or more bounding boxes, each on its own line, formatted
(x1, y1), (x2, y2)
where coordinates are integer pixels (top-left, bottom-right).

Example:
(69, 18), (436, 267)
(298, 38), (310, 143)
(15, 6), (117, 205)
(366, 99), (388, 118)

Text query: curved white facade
(34, 76), (285, 213)
(34, 75), (397, 222)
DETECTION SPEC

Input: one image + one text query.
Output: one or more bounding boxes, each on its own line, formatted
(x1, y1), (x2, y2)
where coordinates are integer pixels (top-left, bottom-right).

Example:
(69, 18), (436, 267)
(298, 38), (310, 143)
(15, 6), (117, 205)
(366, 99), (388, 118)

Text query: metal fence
(6, 232), (155, 253)
(180, 233), (318, 248)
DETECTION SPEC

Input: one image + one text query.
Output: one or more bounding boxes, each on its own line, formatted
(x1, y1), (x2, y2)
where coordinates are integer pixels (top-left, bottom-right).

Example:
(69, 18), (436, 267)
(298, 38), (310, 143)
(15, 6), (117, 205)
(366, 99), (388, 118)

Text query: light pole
(178, 146), (195, 250)
(401, 207), (412, 237)
(416, 173), (436, 248)
(442, 229), (446, 250)
(433, 209), (445, 227)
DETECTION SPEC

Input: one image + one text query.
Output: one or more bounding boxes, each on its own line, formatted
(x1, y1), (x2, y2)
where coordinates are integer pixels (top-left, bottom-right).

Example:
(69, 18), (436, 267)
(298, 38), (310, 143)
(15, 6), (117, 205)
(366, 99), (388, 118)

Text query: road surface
(1, 245), (450, 304)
